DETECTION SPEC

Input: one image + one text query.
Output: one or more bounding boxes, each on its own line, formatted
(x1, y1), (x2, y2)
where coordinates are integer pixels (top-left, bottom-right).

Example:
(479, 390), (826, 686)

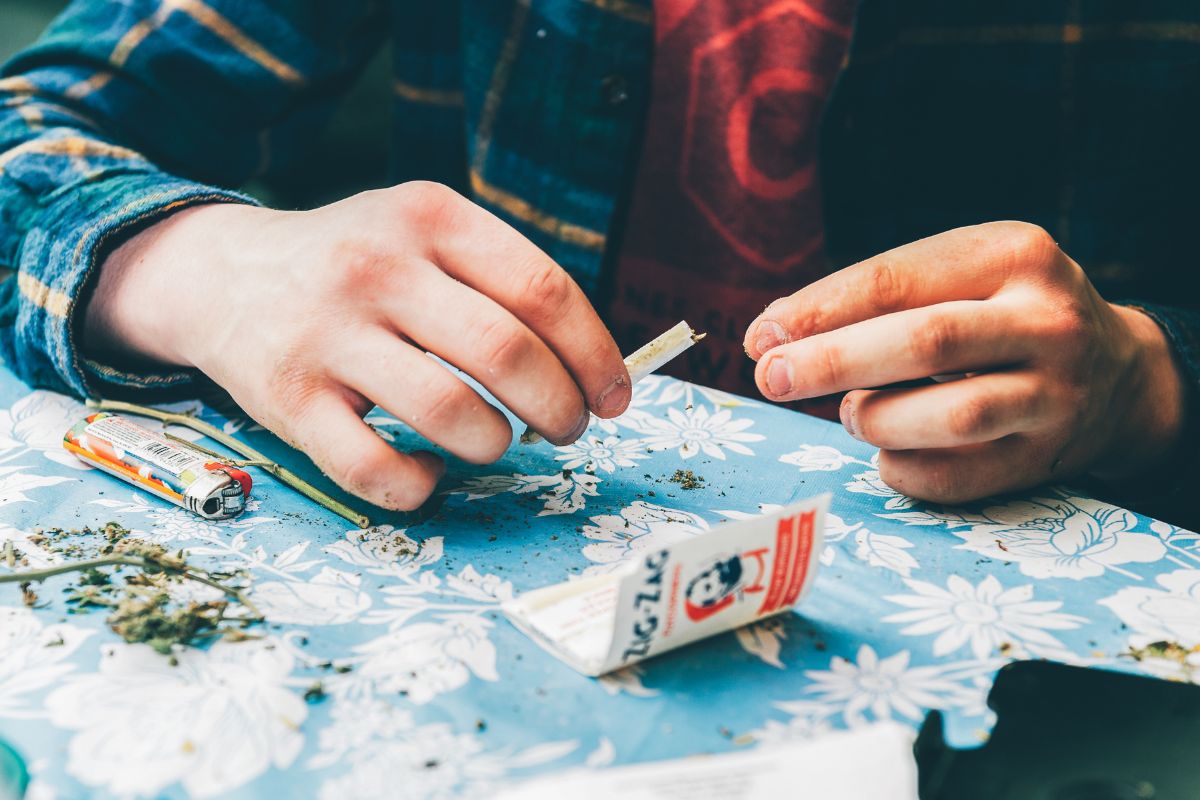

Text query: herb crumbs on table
(1127, 640), (1200, 666)
(1, 522), (261, 655)
(668, 469), (705, 490)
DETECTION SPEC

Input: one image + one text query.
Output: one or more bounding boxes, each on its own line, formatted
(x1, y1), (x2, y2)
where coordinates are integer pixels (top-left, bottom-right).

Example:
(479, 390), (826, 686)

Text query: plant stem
(163, 433), (274, 468)
(87, 398), (372, 528)
(0, 553), (262, 619)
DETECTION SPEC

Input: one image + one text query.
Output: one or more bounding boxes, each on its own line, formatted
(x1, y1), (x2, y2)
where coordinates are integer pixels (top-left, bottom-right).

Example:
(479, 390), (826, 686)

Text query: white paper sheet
(493, 721), (919, 800)
(503, 494), (829, 676)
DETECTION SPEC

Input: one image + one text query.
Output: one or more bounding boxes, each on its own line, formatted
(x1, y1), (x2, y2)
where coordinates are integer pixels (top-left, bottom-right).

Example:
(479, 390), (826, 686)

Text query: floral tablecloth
(1, 367), (1197, 799)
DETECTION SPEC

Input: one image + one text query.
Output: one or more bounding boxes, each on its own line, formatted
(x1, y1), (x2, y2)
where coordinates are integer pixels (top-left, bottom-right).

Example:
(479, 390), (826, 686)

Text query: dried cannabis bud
(1, 523), (261, 656)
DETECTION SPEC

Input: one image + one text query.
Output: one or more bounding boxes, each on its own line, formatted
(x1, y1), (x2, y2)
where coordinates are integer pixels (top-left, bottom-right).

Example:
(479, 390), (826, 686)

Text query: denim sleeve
(0, 0), (385, 398)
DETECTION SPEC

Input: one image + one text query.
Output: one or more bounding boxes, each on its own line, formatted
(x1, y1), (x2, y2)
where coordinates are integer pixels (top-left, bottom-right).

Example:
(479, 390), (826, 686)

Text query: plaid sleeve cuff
(1127, 302), (1200, 390)
(1090, 302), (1200, 528)
(1, 172), (258, 400)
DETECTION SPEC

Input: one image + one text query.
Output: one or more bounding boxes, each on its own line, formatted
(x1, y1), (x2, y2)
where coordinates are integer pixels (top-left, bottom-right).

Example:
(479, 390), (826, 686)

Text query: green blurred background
(0, 0), (393, 209)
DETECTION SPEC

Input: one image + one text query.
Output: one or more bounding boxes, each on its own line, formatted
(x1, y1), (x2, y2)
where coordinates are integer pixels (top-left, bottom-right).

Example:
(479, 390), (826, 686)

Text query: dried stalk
(521, 321), (706, 444)
(163, 432), (274, 468)
(0, 554), (262, 619)
(86, 398), (372, 528)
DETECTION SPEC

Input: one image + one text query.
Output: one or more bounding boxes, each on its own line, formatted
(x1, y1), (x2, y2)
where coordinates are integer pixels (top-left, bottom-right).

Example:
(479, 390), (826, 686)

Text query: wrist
(81, 202), (261, 372)
(1090, 304), (1189, 481)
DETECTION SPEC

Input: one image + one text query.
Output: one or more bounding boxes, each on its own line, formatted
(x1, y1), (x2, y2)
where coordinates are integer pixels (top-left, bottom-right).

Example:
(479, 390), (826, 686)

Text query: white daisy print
(625, 405), (764, 460)
(0, 606), (92, 718)
(803, 644), (971, 726)
(553, 435), (648, 474)
(1102, 568), (1200, 643)
(45, 638), (305, 798)
(884, 575), (1085, 660)
(579, 501), (709, 575)
(945, 495), (1164, 581)
(310, 698), (576, 800)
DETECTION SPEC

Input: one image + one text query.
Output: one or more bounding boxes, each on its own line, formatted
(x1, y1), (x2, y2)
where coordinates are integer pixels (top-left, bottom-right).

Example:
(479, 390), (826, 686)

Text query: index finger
(424, 188), (631, 418)
(744, 221), (1060, 359)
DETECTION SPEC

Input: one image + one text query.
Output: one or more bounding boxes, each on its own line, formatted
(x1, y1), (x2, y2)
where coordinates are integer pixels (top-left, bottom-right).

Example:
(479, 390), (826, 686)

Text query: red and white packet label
(503, 494), (829, 676)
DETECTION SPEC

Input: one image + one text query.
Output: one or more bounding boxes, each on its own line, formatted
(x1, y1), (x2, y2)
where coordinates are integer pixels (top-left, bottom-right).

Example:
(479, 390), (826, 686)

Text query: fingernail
(595, 376), (630, 416)
(839, 398), (858, 439)
(568, 409), (592, 441)
(765, 356), (793, 397)
(752, 320), (788, 355)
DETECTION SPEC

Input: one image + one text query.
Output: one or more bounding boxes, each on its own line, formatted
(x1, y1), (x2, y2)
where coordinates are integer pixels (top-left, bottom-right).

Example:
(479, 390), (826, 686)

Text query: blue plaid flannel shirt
(3, 0), (1200, 518)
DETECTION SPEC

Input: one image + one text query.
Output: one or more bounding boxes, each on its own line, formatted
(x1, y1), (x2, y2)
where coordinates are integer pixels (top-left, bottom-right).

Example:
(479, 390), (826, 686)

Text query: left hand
(743, 221), (1188, 503)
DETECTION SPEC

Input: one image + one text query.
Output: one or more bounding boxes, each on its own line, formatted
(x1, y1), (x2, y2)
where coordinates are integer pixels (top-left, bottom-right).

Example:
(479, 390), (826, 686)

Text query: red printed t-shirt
(608, 0), (855, 402)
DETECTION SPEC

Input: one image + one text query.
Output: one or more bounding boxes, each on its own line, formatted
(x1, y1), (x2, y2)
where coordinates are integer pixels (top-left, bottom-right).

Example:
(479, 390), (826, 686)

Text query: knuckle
(415, 376), (472, 429)
(519, 262), (575, 320)
(909, 315), (958, 368)
(865, 258), (906, 312)
(946, 395), (992, 439)
(393, 180), (459, 217)
(268, 352), (323, 422)
(1042, 299), (1093, 350)
(1001, 221), (1059, 271)
(331, 238), (389, 289)
(392, 181), (468, 241)
(815, 345), (845, 389)
(471, 315), (530, 374)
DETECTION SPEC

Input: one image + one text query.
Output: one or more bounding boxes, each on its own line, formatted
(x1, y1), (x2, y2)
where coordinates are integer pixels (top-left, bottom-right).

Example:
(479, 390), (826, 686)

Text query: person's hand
(83, 183), (631, 510)
(743, 221), (1188, 503)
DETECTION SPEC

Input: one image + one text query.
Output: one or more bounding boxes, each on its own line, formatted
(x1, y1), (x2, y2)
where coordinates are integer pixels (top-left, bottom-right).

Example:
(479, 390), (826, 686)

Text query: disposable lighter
(63, 412), (251, 519)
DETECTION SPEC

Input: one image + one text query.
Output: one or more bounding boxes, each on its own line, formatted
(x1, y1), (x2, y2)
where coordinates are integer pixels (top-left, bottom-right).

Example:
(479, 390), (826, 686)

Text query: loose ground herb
(0, 523), (261, 655)
(1127, 640), (1199, 666)
(668, 469), (705, 490)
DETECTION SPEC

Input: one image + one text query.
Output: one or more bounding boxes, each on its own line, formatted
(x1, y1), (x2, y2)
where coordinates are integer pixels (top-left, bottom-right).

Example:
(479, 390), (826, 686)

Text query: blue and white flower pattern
(0, 380), (1195, 799)
(883, 575), (1085, 660)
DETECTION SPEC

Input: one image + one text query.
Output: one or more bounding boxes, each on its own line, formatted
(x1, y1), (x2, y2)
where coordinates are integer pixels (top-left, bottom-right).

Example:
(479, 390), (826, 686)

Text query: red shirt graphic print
(609, 0), (855, 401)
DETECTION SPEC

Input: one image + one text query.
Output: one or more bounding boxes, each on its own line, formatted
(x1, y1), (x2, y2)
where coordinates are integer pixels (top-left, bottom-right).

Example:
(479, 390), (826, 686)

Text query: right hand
(82, 183), (632, 511)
